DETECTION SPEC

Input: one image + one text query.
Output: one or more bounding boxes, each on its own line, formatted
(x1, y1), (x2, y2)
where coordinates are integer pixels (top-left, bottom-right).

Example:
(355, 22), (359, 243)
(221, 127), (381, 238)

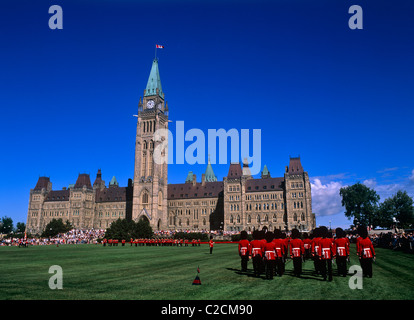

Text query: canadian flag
(156, 44), (164, 48)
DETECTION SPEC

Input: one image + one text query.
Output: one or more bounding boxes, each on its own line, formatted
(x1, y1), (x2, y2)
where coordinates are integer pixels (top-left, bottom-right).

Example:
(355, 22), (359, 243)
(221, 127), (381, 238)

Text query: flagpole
(155, 45), (157, 60)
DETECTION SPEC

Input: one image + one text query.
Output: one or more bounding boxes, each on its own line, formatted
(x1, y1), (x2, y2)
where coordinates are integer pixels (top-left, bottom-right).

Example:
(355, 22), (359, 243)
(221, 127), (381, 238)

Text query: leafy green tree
(373, 201), (394, 229)
(382, 190), (414, 229)
(0, 216), (14, 234)
(133, 218), (153, 239)
(339, 182), (380, 226)
(41, 219), (72, 238)
(15, 222), (26, 233)
(104, 218), (154, 240)
(104, 218), (134, 240)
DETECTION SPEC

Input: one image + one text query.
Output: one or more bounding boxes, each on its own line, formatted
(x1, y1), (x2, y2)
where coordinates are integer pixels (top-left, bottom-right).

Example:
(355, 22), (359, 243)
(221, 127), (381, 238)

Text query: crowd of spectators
(370, 231), (414, 253)
(0, 228), (106, 246)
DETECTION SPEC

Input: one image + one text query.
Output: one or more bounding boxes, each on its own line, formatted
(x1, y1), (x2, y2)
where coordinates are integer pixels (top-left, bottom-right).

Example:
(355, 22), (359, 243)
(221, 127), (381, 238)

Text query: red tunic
(289, 239), (304, 258)
(238, 239), (250, 256)
(358, 237), (375, 259)
(303, 238), (312, 251)
(272, 238), (285, 257)
(263, 242), (277, 260)
(250, 239), (265, 257)
(319, 238), (335, 260)
(311, 237), (322, 257)
(334, 238), (350, 257)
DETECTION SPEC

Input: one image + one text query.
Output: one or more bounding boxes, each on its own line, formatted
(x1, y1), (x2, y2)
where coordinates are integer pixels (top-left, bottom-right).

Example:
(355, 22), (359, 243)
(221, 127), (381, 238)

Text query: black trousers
(240, 255), (249, 271)
(265, 260), (275, 279)
(336, 256), (348, 276)
(320, 259), (333, 280)
(252, 256), (262, 276)
(292, 257), (302, 276)
(210, 247), (213, 254)
(275, 257), (284, 276)
(360, 258), (373, 277)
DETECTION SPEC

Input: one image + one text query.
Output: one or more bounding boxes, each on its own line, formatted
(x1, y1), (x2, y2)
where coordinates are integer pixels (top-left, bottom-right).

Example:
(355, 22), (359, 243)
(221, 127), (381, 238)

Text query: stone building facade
(26, 58), (315, 234)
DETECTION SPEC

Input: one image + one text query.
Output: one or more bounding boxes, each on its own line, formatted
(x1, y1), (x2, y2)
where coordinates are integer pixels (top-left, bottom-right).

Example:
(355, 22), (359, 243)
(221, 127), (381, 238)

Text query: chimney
(285, 166), (289, 173)
(201, 174), (206, 186)
(192, 174), (197, 186)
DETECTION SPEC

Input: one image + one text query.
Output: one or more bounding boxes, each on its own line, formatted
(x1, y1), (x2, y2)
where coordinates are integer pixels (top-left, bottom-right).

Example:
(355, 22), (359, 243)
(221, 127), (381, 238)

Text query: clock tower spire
(132, 58), (169, 231)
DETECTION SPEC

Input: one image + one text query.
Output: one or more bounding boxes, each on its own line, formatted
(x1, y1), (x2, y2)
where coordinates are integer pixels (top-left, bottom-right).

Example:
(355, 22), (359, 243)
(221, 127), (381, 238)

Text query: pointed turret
(205, 156), (217, 182)
(109, 176), (119, 187)
(145, 58), (164, 99)
(185, 171), (194, 183)
(261, 165), (270, 179)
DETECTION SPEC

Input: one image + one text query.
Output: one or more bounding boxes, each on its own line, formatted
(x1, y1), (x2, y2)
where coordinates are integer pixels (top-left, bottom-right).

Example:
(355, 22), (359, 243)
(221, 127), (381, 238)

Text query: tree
(0, 216), (14, 234)
(373, 201), (394, 229)
(104, 218), (154, 240)
(41, 219), (72, 238)
(339, 182), (380, 227)
(15, 222), (26, 233)
(382, 190), (414, 229)
(133, 218), (153, 239)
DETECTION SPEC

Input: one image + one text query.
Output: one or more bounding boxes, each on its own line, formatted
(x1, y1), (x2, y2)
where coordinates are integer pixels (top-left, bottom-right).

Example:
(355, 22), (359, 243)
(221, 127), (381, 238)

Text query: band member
(319, 226), (335, 281)
(121, 239), (126, 246)
(302, 233), (312, 260)
(238, 230), (250, 272)
(209, 236), (214, 254)
(357, 226), (376, 278)
(290, 229), (305, 277)
(103, 238), (107, 247)
(334, 228), (350, 277)
(272, 229), (285, 277)
(263, 232), (277, 280)
(311, 228), (322, 275)
(250, 230), (265, 277)
(281, 232), (289, 273)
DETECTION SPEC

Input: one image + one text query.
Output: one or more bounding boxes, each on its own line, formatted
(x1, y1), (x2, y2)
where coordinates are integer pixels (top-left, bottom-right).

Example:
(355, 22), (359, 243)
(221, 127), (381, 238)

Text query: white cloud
(410, 170), (414, 184)
(363, 179), (377, 189)
(310, 178), (345, 218)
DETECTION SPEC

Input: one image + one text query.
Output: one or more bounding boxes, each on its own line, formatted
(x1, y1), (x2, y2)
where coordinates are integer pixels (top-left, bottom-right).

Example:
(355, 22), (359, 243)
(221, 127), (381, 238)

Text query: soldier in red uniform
(250, 230), (265, 277)
(357, 226), (375, 278)
(121, 239), (126, 246)
(272, 229), (285, 277)
(263, 232), (277, 280)
(318, 226), (335, 281)
(290, 229), (305, 277)
(238, 230), (250, 272)
(103, 238), (107, 247)
(281, 232), (289, 274)
(302, 233), (312, 261)
(311, 228), (322, 275)
(334, 228), (350, 277)
(209, 236), (214, 254)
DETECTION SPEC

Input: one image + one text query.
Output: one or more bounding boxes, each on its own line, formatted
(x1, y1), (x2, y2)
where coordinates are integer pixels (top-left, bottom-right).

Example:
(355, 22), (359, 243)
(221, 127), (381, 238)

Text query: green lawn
(0, 243), (413, 300)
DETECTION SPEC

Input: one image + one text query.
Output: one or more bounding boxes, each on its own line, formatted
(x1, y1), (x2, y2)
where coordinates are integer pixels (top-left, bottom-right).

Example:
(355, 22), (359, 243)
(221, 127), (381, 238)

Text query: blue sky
(1, 0), (413, 229)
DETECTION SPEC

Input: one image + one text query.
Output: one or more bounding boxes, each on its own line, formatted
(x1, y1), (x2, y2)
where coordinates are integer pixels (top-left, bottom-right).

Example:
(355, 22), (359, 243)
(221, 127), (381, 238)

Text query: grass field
(0, 243), (413, 300)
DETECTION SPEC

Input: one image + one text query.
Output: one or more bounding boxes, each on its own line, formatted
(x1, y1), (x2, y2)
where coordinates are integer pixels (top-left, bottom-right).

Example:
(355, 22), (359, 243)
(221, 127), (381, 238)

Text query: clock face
(146, 100), (155, 109)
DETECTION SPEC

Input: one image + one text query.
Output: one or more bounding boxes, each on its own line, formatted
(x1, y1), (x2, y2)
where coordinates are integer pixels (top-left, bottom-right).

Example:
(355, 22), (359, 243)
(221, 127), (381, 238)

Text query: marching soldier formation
(102, 238), (202, 247)
(237, 225), (375, 281)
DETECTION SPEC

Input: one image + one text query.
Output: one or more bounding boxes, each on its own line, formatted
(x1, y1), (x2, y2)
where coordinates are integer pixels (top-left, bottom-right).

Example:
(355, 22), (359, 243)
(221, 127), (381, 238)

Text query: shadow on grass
(226, 266), (344, 282)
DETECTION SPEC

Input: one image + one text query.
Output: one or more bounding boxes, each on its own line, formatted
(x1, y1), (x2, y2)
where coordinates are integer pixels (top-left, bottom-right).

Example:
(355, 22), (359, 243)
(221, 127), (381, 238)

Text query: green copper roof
(145, 58), (164, 99)
(109, 176), (118, 186)
(262, 165), (269, 176)
(185, 171), (194, 183)
(205, 158), (217, 182)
